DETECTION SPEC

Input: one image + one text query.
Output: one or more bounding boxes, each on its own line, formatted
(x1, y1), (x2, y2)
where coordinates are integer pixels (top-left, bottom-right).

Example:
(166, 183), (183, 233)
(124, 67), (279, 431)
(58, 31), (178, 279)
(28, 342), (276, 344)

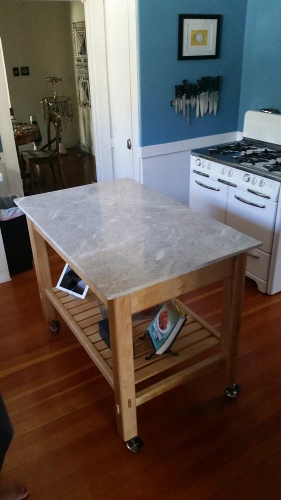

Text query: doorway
(0, 0), (96, 194)
(0, 0), (140, 192)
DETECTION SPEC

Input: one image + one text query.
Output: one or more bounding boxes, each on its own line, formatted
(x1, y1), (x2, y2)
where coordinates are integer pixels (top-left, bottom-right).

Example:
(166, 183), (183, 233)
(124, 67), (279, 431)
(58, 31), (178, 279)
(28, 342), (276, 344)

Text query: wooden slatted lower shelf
(45, 287), (224, 404)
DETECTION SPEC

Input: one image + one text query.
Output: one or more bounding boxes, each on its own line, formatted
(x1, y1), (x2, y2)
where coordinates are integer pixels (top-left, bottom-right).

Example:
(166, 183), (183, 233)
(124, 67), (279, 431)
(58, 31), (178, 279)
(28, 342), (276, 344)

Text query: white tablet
(56, 264), (89, 299)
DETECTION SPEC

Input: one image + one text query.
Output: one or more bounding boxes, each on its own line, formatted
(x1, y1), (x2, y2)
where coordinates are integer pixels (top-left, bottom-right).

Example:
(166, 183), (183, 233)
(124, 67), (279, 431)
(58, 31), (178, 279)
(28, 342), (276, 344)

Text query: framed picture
(20, 66), (30, 76)
(13, 67), (19, 77)
(178, 15), (221, 60)
(56, 264), (89, 299)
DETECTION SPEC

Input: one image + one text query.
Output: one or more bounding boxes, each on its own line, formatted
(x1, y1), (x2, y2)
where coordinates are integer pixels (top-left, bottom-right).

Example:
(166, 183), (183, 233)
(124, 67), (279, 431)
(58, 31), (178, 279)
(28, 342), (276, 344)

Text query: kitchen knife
(177, 85), (183, 114)
(186, 85), (191, 125)
(174, 85), (179, 114)
(205, 77), (210, 114)
(214, 76), (220, 116)
(196, 84), (200, 118)
(209, 77), (214, 114)
(190, 84), (196, 109)
(201, 77), (207, 115)
(198, 79), (204, 117)
(182, 80), (188, 118)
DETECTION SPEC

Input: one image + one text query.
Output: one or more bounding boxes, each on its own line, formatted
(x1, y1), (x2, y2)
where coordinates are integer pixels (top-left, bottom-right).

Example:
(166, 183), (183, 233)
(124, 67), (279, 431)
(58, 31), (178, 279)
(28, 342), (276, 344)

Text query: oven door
(189, 171), (228, 223)
(226, 187), (277, 253)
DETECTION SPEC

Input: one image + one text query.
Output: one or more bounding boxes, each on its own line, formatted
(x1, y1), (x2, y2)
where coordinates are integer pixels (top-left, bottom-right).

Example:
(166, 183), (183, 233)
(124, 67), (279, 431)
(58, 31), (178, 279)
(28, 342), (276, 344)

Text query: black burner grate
(234, 150), (281, 165)
(208, 141), (257, 155)
(263, 161), (281, 172)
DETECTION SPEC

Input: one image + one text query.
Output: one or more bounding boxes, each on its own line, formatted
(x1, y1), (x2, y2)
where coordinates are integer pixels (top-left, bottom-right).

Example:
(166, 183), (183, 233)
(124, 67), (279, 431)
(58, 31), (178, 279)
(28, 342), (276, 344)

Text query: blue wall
(238, 0), (281, 131)
(138, 0), (248, 147)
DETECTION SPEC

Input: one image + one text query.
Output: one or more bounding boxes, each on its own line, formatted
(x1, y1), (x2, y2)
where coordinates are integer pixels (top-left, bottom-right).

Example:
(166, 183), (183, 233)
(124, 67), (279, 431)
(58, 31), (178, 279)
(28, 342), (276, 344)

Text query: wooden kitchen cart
(16, 179), (259, 452)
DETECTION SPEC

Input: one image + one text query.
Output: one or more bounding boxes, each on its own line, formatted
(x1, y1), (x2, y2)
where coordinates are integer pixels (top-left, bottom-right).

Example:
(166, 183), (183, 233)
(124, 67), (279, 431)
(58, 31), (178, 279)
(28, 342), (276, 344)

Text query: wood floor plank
(2, 249), (281, 499)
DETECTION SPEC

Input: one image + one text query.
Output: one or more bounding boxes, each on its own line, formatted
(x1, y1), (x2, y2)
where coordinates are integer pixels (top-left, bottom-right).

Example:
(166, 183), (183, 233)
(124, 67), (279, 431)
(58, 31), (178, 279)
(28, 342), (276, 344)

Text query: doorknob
(127, 139), (132, 150)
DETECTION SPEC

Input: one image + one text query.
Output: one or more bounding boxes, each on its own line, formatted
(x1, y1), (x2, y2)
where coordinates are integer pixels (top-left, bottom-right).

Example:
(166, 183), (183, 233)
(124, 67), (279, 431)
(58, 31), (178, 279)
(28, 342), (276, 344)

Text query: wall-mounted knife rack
(171, 76), (221, 125)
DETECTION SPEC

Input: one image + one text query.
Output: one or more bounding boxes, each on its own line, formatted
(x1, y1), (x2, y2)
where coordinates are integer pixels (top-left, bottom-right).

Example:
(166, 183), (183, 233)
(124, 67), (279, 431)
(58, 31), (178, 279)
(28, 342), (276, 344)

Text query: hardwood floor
(1, 251), (281, 499)
(23, 147), (96, 196)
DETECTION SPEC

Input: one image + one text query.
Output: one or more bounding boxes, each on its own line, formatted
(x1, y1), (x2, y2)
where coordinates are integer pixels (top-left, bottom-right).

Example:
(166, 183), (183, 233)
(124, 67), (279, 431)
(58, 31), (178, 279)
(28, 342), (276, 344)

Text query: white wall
(70, 2), (95, 155)
(142, 152), (190, 206)
(0, 0), (80, 149)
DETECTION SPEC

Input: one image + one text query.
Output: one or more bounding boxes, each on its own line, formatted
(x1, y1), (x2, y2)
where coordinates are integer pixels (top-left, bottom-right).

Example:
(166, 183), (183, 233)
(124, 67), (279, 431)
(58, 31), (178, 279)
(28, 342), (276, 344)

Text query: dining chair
(21, 112), (66, 195)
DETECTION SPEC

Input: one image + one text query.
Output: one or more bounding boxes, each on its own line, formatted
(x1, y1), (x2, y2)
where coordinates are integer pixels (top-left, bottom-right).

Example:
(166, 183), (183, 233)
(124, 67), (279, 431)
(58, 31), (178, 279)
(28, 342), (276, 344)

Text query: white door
(104, 0), (134, 179)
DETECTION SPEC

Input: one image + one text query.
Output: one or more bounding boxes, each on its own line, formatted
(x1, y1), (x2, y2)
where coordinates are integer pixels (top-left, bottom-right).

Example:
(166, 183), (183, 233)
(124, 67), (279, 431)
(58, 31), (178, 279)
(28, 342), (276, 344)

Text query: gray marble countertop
(15, 178), (260, 299)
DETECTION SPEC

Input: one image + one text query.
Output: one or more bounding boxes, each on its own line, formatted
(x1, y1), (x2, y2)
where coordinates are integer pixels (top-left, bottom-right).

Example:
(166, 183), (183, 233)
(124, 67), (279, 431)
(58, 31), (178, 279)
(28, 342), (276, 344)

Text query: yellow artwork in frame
(178, 14), (221, 60)
(191, 30), (208, 46)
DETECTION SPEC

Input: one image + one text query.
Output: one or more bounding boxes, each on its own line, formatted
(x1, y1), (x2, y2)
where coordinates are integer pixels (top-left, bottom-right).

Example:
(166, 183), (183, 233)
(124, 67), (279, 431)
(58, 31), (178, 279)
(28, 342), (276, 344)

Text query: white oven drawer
(189, 173), (228, 224)
(226, 187), (277, 253)
(247, 248), (271, 282)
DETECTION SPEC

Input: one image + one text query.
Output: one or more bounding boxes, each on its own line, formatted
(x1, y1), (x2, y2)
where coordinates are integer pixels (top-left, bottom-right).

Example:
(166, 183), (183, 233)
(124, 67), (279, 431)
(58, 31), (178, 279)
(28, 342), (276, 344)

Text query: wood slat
(44, 289), (222, 397)
(182, 303), (221, 339)
(136, 353), (225, 405)
(64, 296), (98, 310)
(45, 289), (114, 389)
(65, 301), (99, 315)
(133, 321), (206, 358)
(72, 306), (101, 322)
(134, 337), (219, 384)
(78, 315), (103, 329)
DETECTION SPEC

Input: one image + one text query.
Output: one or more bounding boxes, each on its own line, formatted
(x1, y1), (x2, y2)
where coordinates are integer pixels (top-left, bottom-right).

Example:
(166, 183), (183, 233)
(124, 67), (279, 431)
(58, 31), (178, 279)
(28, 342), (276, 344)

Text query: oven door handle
(248, 251), (260, 259)
(234, 194), (266, 209)
(247, 188), (270, 199)
(195, 180), (220, 191)
(193, 169), (209, 178)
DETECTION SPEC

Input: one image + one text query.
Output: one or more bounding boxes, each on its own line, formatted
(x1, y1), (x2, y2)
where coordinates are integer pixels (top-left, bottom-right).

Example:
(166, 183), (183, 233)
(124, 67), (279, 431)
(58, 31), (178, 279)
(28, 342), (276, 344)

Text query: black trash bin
(0, 195), (33, 275)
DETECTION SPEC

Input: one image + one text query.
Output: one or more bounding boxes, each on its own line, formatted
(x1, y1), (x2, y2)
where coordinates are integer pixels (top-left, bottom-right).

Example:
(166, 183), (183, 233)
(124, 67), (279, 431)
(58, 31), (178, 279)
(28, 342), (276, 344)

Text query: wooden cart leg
(27, 219), (56, 322)
(220, 252), (247, 387)
(107, 295), (138, 447)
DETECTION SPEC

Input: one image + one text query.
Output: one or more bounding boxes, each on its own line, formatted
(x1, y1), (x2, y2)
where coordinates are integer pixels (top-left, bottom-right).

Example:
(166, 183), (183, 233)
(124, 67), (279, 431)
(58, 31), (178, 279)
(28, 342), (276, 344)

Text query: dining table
(13, 123), (41, 188)
(13, 123), (40, 147)
(15, 178), (260, 452)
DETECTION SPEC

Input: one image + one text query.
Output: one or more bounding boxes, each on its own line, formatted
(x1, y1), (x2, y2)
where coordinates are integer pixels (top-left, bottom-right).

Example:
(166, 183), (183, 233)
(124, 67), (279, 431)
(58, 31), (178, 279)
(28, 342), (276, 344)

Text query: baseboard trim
(140, 132), (240, 159)
(82, 143), (95, 156)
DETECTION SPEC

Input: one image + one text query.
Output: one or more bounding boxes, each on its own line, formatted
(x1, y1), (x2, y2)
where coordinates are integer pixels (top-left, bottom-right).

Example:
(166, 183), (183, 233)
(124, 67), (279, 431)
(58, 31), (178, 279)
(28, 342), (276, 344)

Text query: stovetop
(191, 139), (281, 183)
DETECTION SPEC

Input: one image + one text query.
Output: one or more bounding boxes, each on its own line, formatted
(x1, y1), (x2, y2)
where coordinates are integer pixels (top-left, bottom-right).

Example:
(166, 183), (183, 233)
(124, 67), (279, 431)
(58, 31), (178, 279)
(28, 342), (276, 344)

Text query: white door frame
(83, 0), (140, 182)
(0, 39), (23, 196)
(2, 0), (141, 185)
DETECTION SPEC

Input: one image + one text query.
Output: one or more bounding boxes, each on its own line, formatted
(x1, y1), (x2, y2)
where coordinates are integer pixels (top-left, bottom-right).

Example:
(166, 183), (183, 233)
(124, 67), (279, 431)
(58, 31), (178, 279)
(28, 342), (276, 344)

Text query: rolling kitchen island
(15, 178), (260, 451)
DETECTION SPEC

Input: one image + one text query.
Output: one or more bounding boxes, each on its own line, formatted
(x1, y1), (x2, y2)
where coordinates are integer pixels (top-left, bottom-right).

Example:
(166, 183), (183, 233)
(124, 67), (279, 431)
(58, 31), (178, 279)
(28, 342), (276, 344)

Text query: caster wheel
(50, 320), (61, 333)
(225, 383), (241, 399)
(125, 436), (144, 453)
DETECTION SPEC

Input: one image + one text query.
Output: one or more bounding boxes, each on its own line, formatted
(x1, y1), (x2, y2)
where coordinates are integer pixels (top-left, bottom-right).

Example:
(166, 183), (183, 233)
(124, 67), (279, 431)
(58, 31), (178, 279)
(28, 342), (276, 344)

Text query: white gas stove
(190, 110), (281, 295)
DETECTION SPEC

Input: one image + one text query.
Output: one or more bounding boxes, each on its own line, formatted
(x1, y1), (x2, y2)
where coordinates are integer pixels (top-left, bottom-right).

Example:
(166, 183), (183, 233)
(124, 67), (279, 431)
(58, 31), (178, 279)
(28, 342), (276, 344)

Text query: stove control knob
(243, 174), (250, 182)
(259, 179), (265, 188)
(221, 167), (227, 175)
(252, 177), (257, 185)
(228, 169), (233, 177)
(207, 162), (212, 170)
(201, 160), (206, 168)
(196, 158), (201, 167)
